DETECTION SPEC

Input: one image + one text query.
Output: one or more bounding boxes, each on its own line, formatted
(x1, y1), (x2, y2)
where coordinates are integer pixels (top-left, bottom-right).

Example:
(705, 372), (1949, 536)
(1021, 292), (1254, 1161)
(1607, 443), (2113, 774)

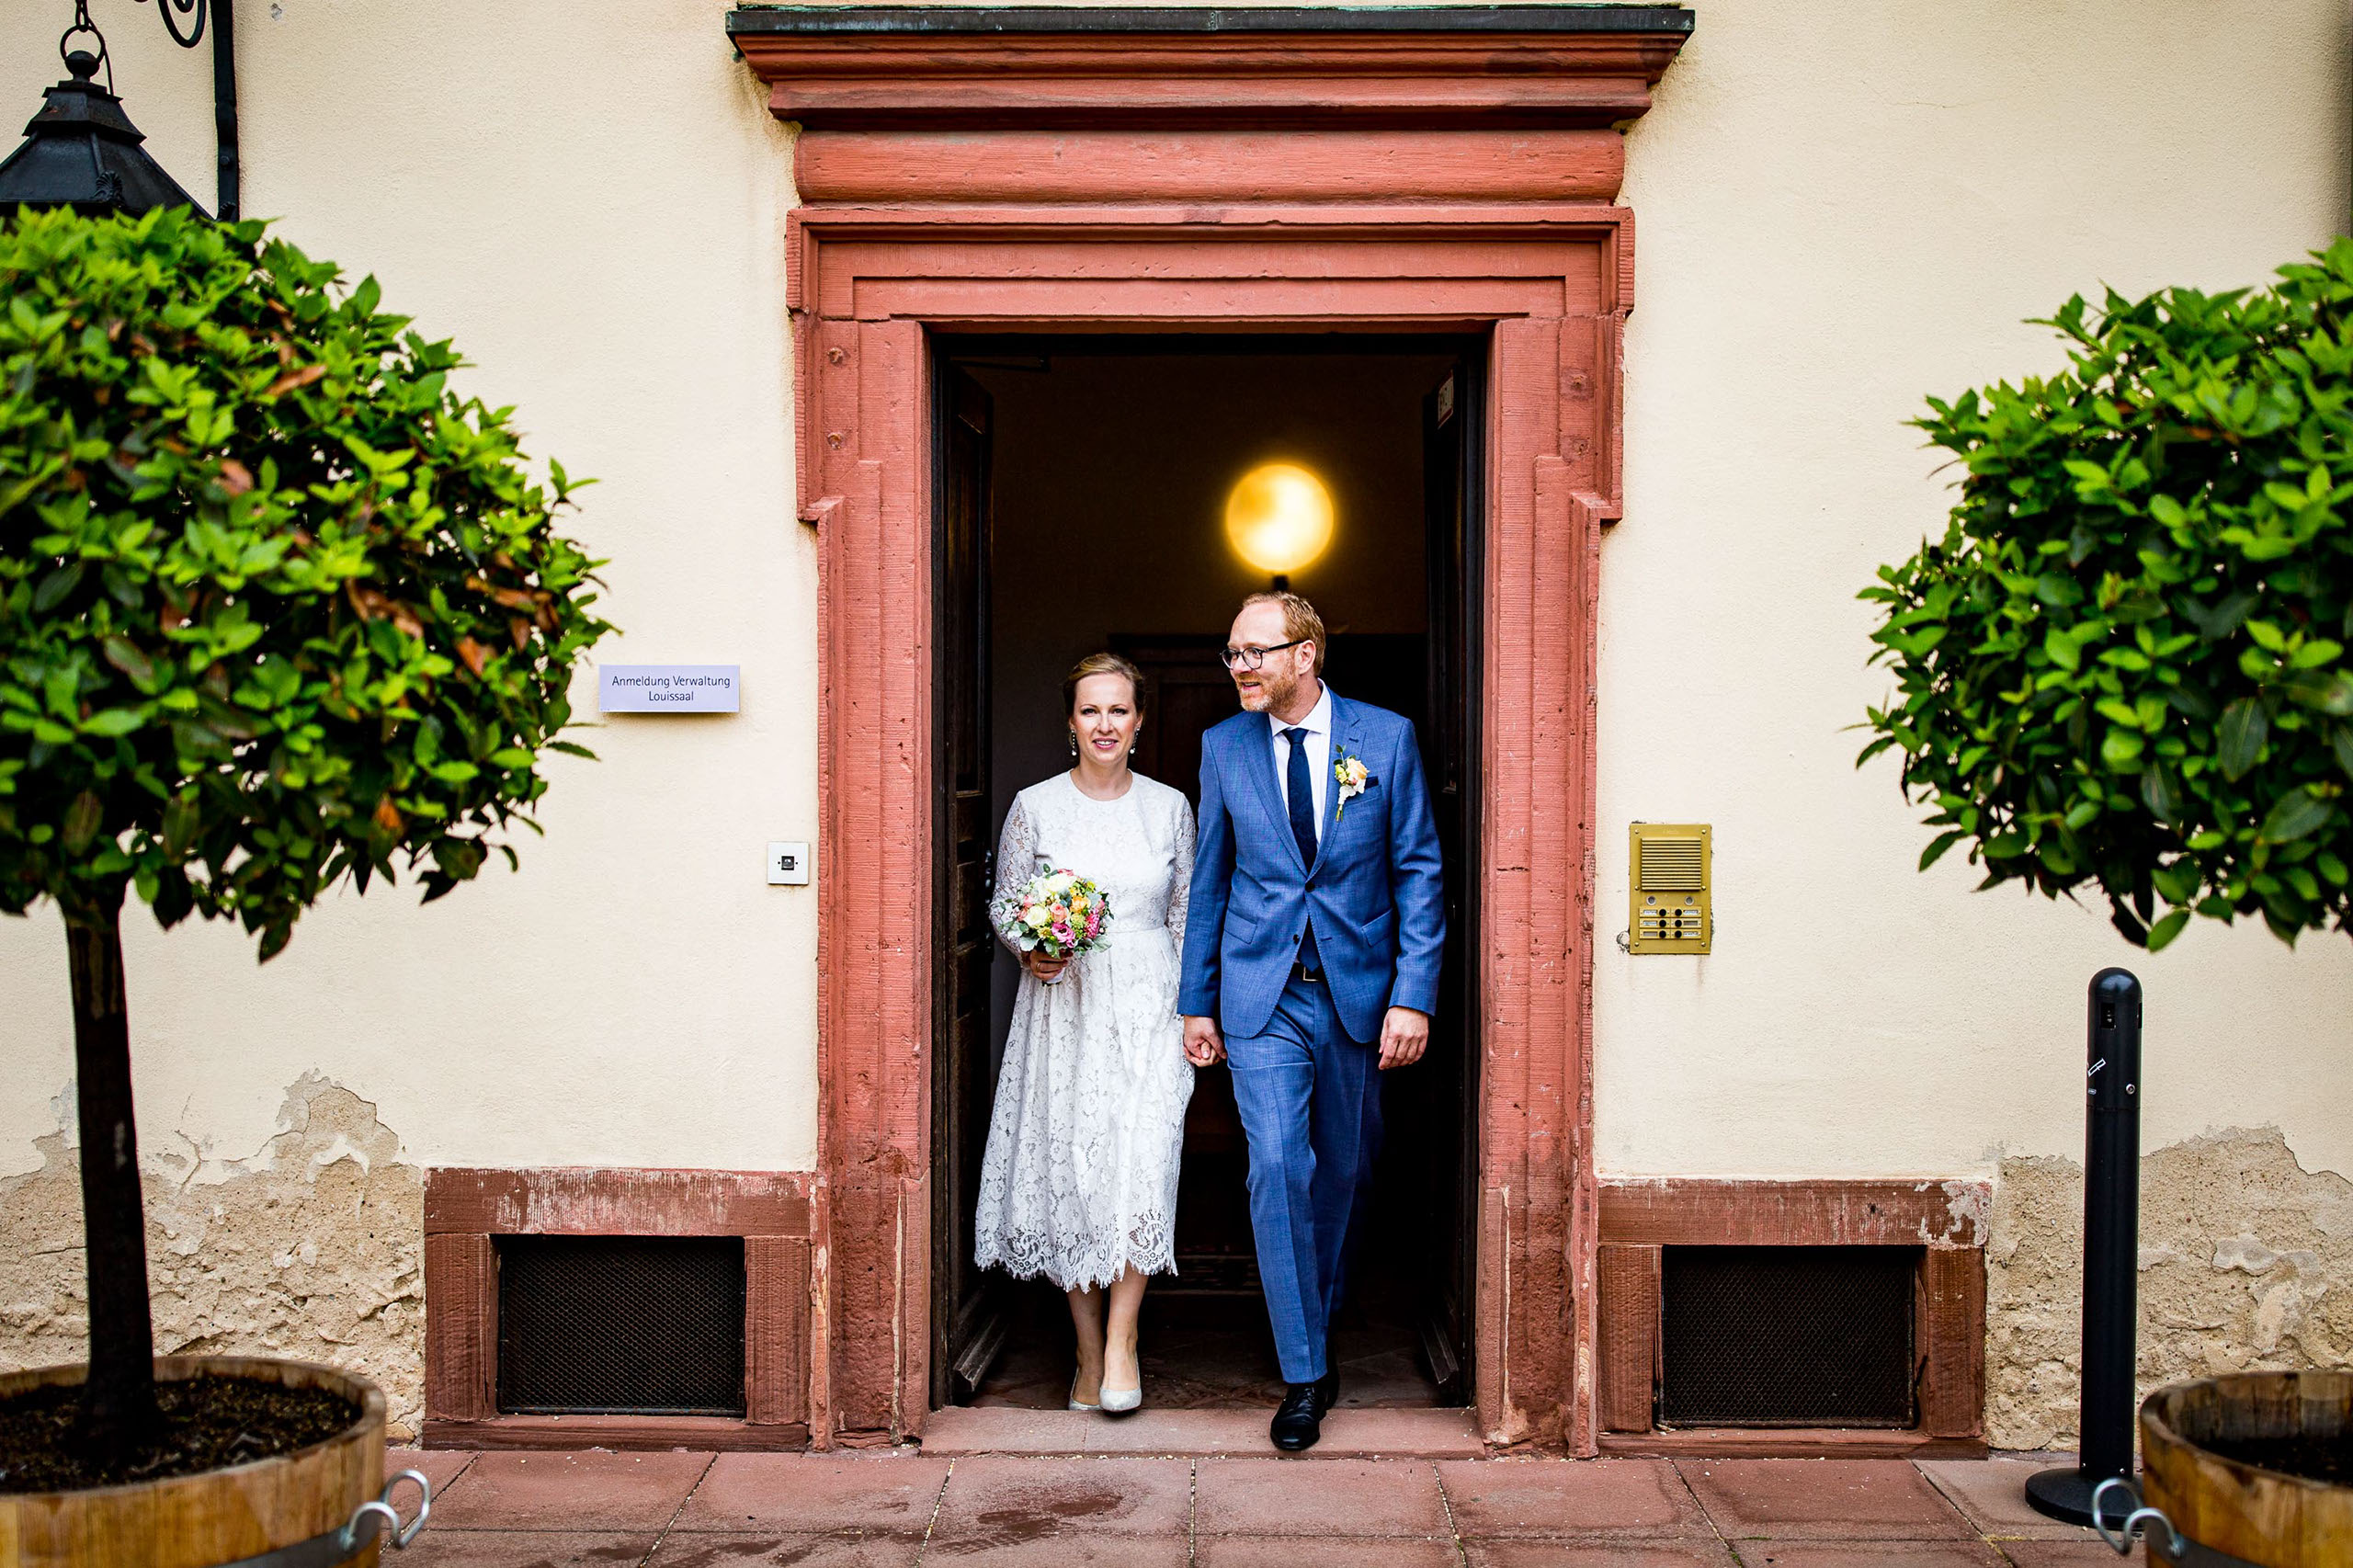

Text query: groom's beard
(1234, 665), (1297, 713)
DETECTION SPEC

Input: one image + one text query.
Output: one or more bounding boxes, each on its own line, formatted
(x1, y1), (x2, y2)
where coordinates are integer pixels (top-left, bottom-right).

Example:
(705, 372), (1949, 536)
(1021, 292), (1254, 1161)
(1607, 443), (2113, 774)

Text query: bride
(974, 652), (1198, 1414)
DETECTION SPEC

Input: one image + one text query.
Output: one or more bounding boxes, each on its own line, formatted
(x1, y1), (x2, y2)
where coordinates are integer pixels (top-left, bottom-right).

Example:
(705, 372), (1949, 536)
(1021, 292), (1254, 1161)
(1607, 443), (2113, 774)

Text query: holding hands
(1182, 1015), (1224, 1067)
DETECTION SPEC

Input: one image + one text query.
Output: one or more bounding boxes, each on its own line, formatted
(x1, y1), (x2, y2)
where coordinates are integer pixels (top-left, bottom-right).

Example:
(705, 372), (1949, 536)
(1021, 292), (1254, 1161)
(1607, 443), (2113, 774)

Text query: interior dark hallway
(938, 337), (1481, 1412)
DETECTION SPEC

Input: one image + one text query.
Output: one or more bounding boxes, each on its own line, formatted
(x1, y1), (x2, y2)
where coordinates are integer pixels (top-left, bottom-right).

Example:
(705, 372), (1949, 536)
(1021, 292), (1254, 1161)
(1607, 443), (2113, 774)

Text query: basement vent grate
(1659, 1245), (1915, 1427)
(496, 1234), (747, 1416)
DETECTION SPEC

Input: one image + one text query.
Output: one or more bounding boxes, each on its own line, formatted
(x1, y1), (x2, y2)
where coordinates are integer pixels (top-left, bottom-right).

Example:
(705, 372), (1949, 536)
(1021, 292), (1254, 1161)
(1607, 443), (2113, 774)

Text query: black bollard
(2026, 968), (2143, 1528)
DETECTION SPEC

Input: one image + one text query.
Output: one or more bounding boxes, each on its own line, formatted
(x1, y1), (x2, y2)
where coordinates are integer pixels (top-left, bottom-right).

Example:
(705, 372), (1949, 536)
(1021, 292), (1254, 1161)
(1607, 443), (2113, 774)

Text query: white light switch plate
(767, 842), (811, 885)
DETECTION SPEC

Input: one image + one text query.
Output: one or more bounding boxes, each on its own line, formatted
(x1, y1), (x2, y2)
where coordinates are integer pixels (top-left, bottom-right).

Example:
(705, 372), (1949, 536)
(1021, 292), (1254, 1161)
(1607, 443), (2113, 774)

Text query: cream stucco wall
(1602, 0), (2353, 1181)
(0, 0), (2347, 1216)
(0, 1), (815, 1179)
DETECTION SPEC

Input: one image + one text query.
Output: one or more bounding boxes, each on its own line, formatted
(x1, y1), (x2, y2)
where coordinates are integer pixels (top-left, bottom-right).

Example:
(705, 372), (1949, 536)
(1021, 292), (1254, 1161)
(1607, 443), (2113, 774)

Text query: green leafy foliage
(0, 206), (612, 957)
(1861, 239), (2353, 951)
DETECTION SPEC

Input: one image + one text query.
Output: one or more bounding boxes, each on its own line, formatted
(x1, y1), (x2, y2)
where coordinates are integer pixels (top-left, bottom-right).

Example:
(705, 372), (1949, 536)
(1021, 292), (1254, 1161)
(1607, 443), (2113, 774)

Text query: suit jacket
(1177, 689), (1445, 1043)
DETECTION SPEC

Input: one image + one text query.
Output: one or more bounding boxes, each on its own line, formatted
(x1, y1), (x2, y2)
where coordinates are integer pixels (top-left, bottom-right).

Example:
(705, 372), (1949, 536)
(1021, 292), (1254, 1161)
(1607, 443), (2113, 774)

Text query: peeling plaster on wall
(1943, 1179), (1993, 1242)
(0, 1074), (425, 1439)
(1988, 1127), (2353, 1450)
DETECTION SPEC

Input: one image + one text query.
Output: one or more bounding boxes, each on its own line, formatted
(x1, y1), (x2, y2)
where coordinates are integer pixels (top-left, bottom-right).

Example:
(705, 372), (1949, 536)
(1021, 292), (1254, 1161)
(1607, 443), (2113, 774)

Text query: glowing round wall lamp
(1224, 462), (1335, 581)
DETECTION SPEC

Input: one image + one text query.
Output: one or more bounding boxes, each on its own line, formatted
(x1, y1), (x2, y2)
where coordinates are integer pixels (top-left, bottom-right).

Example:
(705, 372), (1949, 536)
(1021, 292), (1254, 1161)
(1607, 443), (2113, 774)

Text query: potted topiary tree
(0, 204), (611, 1564)
(1860, 240), (2353, 1563)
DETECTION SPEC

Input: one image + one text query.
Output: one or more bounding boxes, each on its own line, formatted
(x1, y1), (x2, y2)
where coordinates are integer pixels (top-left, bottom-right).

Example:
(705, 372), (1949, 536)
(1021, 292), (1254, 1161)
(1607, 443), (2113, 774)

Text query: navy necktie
(1283, 726), (1320, 971)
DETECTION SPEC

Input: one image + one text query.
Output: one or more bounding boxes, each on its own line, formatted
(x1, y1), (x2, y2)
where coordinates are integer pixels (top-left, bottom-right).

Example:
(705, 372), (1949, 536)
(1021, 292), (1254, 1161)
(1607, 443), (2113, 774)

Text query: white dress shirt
(1267, 683), (1333, 846)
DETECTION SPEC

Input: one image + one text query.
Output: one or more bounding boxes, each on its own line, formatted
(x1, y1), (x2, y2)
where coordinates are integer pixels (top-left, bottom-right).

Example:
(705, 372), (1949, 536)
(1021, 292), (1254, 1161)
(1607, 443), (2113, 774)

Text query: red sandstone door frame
(791, 204), (1623, 1451)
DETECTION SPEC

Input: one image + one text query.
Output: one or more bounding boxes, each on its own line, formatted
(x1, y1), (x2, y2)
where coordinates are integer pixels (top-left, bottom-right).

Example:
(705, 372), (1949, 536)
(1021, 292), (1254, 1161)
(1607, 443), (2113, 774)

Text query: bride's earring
(1069, 730), (1080, 757)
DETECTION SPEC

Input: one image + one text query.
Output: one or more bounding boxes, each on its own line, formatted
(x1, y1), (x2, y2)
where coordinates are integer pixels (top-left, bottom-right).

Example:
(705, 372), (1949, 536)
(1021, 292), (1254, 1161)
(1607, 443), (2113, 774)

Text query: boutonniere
(1334, 750), (1376, 816)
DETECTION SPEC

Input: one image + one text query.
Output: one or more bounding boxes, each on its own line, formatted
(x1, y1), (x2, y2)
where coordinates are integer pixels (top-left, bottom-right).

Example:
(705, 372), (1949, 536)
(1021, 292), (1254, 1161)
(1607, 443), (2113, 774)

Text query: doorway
(931, 336), (1483, 1413)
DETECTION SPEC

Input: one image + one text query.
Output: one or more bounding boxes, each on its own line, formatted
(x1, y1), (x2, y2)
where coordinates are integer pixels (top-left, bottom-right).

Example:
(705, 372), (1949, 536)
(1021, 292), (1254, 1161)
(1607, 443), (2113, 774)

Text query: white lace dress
(974, 771), (1198, 1290)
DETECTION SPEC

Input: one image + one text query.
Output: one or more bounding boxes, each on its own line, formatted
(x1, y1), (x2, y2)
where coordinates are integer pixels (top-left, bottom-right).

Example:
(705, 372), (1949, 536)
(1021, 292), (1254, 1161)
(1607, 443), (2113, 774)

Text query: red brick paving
(428, 1450), (716, 1531)
(1673, 1459), (1975, 1541)
(1462, 1543), (1740, 1567)
(388, 1445), (480, 1499)
(650, 1538), (927, 1567)
(402, 1450), (2113, 1567)
(674, 1454), (951, 1534)
(1914, 1459), (2105, 1544)
(1733, 1544), (2007, 1567)
(926, 1537), (1188, 1565)
(1992, 1544), (2140, 1567)
(1438, 1458), (1708, 1539)
(928, 1457), (1194, 1540)
(402, 1530), (665, 1566)
(1194, 1457), (1451, 1537)
(1199, 1538), (1462, 1566)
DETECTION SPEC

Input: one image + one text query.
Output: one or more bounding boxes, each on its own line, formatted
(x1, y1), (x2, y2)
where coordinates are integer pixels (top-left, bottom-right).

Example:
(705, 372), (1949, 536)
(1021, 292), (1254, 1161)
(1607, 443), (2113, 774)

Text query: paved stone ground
(390, 1447), (2130, 1567)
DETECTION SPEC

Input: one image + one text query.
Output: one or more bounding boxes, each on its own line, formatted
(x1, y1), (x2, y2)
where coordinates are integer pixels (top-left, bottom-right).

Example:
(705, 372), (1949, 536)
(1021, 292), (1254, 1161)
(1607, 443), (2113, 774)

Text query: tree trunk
(66, 892), (158, 1463)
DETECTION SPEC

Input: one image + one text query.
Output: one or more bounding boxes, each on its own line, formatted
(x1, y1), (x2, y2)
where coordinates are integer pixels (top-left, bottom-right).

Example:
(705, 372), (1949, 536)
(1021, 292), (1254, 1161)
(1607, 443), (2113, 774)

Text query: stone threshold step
(920, 1406), (1485, 1458)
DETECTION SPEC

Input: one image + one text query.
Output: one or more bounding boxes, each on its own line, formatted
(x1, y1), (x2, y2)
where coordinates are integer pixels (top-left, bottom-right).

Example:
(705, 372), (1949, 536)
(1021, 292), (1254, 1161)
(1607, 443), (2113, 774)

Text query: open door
(1417, 355), (1481, 1403)
(932, 335), (1479, 1410)
(932, 366), (1004, 1405)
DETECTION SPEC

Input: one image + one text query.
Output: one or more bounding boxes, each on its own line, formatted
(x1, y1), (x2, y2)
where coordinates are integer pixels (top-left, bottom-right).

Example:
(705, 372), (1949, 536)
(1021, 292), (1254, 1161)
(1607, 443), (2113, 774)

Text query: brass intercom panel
(1629, 823), (1711, 954)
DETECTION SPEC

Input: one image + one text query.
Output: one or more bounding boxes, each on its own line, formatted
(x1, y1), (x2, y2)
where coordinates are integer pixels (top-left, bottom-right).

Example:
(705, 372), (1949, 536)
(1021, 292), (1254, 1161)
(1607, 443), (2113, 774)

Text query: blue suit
(1178, 690), (1445, 1382)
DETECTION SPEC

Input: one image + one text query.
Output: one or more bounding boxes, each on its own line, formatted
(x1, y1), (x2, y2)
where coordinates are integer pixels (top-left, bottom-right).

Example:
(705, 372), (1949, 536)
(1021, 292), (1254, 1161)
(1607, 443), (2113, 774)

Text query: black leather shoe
(1270, 1382), (1324, 1451)
(1314, 1368), (1338, 1414)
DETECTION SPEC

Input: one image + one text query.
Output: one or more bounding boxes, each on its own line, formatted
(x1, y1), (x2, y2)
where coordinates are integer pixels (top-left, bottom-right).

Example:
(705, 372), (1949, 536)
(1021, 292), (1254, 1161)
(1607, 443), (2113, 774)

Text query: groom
(1179, 590), (1445, 1452)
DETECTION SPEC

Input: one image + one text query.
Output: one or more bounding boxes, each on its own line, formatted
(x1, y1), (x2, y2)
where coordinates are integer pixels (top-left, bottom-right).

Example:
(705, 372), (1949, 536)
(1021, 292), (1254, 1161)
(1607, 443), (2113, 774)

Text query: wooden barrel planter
(2140, 1370), (2353, 1566)
(0, 1356), (388, 1568)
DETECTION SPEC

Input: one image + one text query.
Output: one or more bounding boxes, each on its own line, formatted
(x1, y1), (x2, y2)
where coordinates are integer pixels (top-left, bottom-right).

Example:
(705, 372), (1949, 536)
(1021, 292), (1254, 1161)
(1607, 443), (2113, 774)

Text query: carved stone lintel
(730, 7), (1693, 131)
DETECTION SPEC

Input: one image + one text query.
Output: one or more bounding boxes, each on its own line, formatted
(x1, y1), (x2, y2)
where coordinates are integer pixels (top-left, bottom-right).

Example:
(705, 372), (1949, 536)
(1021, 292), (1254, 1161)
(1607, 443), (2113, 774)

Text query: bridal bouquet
(996, 868), (1113, 967)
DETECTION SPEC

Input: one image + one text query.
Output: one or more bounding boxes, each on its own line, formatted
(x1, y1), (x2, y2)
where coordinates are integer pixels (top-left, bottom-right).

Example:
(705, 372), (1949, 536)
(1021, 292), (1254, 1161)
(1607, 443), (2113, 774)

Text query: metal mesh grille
(1659, 1246), (1915, 1427)
(1637, 836), (1704, 891)
(496, 1236), (746, 1416)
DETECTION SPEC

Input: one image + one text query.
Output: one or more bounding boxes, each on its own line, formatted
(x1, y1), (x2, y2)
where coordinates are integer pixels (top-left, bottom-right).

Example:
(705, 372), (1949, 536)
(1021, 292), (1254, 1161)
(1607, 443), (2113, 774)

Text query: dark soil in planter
(0, 1375), (358, 1493)
(2204, 1433), (2353, 1486)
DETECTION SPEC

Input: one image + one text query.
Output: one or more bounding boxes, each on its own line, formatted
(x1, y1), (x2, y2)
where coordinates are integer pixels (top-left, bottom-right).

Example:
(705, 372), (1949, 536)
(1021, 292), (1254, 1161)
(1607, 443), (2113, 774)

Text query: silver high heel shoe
(1099, 1344), (1142, 1414)
(1067, 1375), (1100, 1413)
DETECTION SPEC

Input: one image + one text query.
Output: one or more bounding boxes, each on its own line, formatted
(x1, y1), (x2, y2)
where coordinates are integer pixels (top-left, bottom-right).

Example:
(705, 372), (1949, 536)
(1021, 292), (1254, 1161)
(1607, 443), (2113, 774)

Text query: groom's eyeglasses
(1219, 639), (1307, 671)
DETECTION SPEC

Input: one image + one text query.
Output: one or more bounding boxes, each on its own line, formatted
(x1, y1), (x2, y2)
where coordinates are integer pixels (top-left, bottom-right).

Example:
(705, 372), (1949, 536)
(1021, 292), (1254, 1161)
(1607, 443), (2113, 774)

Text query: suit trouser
(1225, 974), (1383, 1384)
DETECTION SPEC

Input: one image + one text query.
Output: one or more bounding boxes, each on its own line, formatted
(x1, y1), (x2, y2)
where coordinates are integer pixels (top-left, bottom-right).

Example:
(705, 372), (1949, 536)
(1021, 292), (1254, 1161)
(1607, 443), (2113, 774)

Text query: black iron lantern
(0, 7), (209, 218)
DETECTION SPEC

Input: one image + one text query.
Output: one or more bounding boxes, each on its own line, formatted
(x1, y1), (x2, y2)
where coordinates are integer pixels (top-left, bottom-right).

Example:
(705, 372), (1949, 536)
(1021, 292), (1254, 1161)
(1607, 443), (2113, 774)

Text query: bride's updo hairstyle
(1063, 651), (1145, 718)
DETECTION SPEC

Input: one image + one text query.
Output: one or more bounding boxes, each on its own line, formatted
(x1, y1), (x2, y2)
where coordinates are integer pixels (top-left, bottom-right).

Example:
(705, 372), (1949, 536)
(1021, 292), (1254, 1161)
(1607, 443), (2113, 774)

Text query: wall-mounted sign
(598, 665), (741, 713)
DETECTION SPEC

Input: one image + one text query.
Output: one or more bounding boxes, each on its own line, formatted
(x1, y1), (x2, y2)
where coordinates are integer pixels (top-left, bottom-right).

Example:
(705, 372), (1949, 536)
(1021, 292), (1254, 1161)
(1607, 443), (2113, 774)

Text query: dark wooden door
(933, 367), (1005, 1404)
(1418, 357), (1480, 1403)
